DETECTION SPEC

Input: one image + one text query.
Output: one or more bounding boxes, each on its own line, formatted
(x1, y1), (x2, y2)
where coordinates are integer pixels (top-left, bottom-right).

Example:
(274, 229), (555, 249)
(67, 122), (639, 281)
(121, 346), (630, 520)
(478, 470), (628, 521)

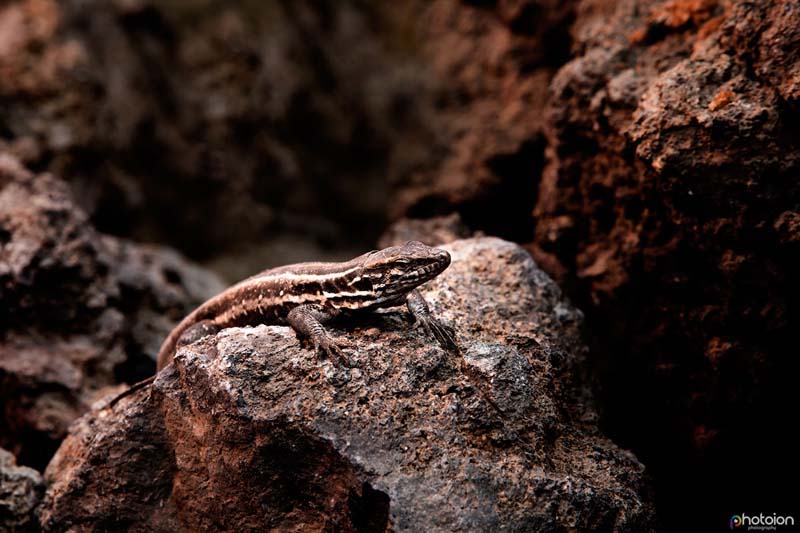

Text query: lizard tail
(104, 375), (156, 409)
(156, 309), (198, 370)
(156, 311), (219, 370)
(156, 325), (183, 371)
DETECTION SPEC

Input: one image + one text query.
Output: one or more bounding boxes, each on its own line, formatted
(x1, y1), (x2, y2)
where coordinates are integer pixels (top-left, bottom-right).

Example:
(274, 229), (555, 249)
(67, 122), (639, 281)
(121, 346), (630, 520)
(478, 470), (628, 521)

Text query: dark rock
(0, 0), (441, 260)
(0, 154), (223, 471)
(39, 238), (655, 532)
(0, 0), (577, 264)
(378, 213), (473, 248)
(530, 0), (800, 527)
(391, 0), (575, 243)
(0, 448), (43, 532)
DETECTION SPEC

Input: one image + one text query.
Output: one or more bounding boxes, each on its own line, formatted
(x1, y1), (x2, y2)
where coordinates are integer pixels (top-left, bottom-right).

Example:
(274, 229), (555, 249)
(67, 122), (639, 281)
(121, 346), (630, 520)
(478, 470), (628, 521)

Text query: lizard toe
(323, 341), (355, 368)
(423, 317), (458, 352)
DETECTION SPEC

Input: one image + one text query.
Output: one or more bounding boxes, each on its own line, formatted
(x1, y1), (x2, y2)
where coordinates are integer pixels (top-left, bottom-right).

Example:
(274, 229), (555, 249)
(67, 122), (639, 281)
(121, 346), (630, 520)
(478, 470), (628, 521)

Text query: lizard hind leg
(176, 319), (221, 350)
(287, 304), (353, 368)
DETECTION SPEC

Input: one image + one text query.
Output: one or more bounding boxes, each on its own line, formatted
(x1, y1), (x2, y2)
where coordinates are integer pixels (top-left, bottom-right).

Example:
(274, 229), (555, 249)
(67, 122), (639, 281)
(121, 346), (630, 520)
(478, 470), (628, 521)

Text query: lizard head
(351, 241), (450, 306)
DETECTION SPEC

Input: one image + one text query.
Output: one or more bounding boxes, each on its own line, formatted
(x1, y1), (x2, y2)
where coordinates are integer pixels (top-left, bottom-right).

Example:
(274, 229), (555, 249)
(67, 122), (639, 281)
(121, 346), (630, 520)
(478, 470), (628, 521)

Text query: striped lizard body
(156, 240), (454, 370)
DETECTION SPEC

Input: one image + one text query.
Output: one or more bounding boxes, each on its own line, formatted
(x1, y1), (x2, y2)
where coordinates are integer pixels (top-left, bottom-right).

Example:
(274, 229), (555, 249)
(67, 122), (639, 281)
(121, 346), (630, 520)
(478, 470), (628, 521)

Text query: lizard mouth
(416, 261), (446, 279)
(394, 250), (451, 289)
(371, 247), (451, 300)
(429, 248), (451, 274)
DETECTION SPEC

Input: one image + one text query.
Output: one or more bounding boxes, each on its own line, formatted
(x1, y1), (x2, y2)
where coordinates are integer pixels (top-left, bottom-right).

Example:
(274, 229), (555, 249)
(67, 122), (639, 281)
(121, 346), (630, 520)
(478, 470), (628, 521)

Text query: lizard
(154, 240), (455, 371)
(106, 241), (454, 407)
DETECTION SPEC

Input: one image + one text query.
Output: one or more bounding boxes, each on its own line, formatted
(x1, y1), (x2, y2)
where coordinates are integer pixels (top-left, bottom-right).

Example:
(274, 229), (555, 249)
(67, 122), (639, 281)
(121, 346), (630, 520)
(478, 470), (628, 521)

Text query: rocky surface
(39, 238), (656, 531)
(0, 0), (577, 264)
(2, 0), (795, 528)
(391, 0), (575, 243)
(0, 0), (439, 261)
(381, 0), (799, 527)
(0, 154), (224, 471)
(529, 0), (800, 527)
(0, 448), (43, 531)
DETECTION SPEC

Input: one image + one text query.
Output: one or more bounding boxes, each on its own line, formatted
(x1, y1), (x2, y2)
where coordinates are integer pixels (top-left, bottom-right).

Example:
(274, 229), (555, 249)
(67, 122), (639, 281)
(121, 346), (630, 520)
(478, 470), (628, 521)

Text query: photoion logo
(730, 513), (795, 530)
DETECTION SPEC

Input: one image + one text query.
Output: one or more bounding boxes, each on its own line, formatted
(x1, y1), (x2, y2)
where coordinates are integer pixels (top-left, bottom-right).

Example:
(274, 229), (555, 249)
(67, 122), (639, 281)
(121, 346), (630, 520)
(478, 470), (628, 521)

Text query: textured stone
(39, 238), (655, 532)
(0, 154), (223, 470)
(391, 0), (574, 243)
(0, 448), (43, 531)
(530, 0), (800, 527)
(0, 0), (440, 259)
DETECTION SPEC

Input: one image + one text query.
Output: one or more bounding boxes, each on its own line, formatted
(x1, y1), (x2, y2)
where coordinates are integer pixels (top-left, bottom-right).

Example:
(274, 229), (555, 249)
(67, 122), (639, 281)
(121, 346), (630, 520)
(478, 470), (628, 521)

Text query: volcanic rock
(39, 238), (655, 531)
(0, 154), (223, 471)
(530, 0), (800, 526)
(0, 448), (43, 531)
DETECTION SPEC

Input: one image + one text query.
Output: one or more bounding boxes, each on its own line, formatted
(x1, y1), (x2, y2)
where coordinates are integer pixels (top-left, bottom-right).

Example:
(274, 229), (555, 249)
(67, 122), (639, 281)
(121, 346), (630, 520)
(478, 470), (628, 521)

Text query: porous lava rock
(39, 238), (655, 531)
(392, 0), (575, 243)
(0, 448), (43, 531)
(529, 0), (800, 527)
(0, 154), (223, 471)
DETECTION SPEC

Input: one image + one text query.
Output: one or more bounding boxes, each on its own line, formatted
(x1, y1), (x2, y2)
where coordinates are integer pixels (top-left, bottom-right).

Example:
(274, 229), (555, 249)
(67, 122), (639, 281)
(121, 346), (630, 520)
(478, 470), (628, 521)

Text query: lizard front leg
(287, 304), (353, 367)
(406, 289), (457, 351)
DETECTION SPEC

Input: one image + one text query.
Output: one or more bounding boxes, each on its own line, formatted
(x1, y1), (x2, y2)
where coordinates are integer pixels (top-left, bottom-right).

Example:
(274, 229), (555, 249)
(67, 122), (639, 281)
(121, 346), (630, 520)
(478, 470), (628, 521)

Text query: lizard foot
(316, 338), (355, 368)
(416, 316), (458, 352)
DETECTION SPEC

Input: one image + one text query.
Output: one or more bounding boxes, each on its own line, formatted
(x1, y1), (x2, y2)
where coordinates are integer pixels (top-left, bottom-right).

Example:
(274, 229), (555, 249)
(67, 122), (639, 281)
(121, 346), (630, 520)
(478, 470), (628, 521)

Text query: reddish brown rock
(0, 0), (442, 261)
(39, 238), (655, 532)
(377, 213), (473, 248)
(0, 154), (223, 471)
(2, 0), (794, 527)
(531, 0), (799, 528)
(391, 0), (574, 242)
(382, 1), (798, 527)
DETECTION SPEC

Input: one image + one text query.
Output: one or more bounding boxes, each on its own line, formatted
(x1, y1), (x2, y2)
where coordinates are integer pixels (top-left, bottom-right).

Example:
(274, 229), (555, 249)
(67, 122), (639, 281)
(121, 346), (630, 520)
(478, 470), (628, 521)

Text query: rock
(0, 448), (43, 531)
(0, 154), (224, 471)
(0, 0), (577, 262)
(0, 0), (440, 260)
(391, 0), (575, 243)
(39, 238), (655, 531)
(377, 213), (473, 248)
(530, 0), (800, 528)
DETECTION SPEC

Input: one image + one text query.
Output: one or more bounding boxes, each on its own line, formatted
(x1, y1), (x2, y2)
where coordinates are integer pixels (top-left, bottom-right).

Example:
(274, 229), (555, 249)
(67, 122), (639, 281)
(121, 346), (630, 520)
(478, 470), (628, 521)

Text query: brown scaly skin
(106, 242), (454, 408)
(156, 241), (455, 371)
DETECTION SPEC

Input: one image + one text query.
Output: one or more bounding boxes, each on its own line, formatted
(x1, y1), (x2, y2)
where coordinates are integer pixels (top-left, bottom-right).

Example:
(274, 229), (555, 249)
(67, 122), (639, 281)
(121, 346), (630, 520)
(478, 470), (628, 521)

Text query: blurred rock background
(1, 0), (797, 530)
